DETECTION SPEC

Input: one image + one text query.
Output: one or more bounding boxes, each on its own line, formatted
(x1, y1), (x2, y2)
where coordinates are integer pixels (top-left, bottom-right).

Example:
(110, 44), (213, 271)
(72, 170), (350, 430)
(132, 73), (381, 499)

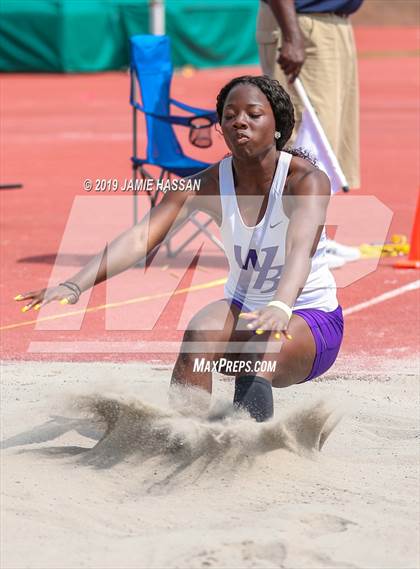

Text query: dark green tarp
(0, 0), (259, 72)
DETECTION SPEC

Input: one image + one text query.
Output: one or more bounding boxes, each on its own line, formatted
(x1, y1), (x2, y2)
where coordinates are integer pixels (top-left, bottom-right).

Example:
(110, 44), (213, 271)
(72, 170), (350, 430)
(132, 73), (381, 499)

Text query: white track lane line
(343, 279), (420, 317)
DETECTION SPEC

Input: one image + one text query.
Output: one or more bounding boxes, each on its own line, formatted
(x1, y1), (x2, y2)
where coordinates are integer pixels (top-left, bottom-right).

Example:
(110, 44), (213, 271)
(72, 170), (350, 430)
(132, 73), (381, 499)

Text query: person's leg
(297, 14), (361, 189)
(256, 0), (281, 79)
(239, 307), (343, 389)
(172, 299), (343, 419)
(171, 299), (243, 393)
(217, 313), (315, 422)
(296, 14), (343, 156)
(236, 313), (317, 390)
(337, 20), (360, 189)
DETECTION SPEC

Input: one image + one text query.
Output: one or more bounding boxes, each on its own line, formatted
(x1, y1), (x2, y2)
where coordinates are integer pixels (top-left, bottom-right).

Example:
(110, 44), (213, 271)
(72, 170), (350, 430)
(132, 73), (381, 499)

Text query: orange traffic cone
(394, 191), (420, 269)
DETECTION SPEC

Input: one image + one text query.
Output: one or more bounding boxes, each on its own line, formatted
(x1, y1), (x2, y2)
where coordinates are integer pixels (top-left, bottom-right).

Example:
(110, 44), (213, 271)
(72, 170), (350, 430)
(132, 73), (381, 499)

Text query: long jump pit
(1, 356), (419, 569)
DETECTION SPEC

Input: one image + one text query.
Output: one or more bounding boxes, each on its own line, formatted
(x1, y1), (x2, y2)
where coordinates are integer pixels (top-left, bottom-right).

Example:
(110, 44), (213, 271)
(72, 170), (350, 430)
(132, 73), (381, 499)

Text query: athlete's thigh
(256, 313), (316, 387)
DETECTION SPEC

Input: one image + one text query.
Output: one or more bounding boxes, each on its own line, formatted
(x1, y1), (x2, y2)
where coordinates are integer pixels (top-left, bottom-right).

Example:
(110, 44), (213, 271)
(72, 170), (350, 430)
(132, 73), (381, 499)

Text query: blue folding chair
(130, 34), (223, 256)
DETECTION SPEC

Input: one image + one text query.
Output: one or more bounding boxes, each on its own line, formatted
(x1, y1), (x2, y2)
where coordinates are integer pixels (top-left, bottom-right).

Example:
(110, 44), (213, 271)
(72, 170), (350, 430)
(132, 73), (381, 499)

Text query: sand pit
(1, 360), (419, 569)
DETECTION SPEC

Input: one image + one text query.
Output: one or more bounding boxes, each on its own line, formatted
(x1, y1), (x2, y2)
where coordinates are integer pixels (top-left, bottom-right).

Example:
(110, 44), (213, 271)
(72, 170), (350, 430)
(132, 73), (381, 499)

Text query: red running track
(1, 27), (419, 368)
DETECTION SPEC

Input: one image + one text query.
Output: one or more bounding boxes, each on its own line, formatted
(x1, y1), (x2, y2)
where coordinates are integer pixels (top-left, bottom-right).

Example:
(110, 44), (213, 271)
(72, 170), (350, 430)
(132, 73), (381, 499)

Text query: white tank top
(219, 152), (338, 312)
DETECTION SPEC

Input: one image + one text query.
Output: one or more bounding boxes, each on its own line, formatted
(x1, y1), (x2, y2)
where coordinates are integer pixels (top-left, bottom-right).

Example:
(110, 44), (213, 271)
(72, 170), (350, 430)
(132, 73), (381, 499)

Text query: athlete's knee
(184, 313), (227, 341)
(180, 321), (225, 353)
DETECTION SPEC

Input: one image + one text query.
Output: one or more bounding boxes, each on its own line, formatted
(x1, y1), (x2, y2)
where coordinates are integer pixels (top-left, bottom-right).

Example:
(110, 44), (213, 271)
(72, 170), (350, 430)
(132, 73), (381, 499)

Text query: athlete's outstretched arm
(15, 175), (206, 311)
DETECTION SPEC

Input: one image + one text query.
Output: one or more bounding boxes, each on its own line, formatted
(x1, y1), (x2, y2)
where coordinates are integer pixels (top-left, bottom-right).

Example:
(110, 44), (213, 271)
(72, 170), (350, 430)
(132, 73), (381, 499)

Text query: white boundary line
(343, 279), (420, 317)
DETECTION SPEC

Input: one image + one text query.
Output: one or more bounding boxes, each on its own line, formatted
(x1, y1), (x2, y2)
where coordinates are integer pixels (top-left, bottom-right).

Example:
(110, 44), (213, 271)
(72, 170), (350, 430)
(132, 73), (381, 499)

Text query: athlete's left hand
(239, 307), (292, 340)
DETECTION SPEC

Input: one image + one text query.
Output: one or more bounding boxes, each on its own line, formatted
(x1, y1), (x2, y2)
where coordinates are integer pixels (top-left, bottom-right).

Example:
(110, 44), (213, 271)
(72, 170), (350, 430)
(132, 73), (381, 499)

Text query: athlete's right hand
(14, 285), (79, 313)
(277, 35), (305, 83)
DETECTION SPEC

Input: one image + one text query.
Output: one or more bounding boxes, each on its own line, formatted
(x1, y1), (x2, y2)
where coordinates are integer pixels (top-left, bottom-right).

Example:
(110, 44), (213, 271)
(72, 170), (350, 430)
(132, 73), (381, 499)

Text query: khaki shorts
(256, 3), (360, 189)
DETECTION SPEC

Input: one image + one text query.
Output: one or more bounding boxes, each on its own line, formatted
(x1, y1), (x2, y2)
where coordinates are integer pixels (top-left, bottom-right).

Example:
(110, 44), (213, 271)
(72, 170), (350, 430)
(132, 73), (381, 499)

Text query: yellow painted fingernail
(274, 332), (281, 340)
(285, 333), (293, 340)
(60, 298), (69, 305)
(34, 304), (41, 310)
(21, 305), (30, 313)
(255, 329), (264, 335)
(238, 313), (246, 318)
(14, 294), (23, 300)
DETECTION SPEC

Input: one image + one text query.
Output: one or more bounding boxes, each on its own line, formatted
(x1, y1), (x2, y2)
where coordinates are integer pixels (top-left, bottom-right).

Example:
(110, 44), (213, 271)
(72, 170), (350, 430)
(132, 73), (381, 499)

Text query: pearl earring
(274, 131), (281, 140)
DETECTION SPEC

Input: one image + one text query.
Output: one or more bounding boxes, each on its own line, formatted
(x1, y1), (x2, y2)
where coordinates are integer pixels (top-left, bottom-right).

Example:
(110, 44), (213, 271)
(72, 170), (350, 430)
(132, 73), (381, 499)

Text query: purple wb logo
(234, 245), (282, 294)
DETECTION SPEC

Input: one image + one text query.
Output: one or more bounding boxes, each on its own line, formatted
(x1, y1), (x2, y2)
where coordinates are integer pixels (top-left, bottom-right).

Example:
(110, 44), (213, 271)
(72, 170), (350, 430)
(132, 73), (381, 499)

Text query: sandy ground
(1, 359), (419, 569)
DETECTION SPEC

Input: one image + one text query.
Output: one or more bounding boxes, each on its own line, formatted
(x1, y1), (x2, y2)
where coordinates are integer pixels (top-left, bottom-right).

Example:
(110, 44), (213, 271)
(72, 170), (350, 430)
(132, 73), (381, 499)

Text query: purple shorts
(230, 299), (344, 382)
(293, 305), (344, 381)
